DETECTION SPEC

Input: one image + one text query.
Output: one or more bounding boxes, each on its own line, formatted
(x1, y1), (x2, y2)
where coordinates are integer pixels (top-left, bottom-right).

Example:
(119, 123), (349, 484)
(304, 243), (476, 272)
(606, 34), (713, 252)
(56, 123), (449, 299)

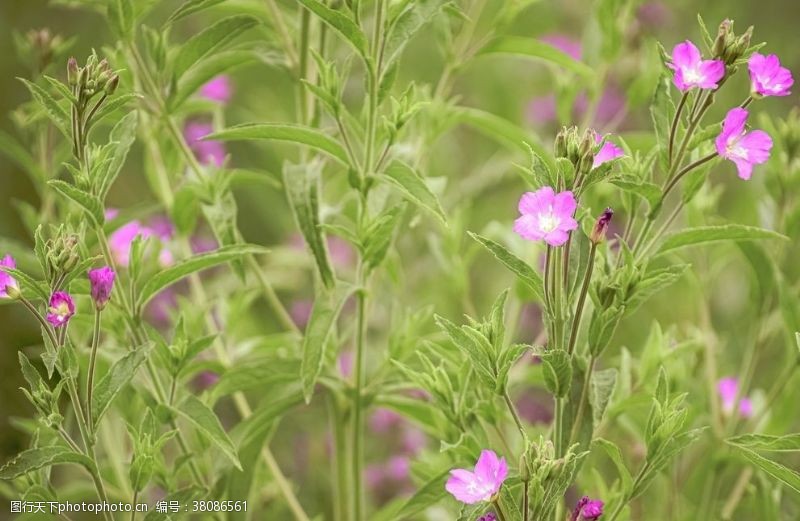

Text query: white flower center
(50, 303), (69, 319)
(726, 134), (749, 161)
(538, 211), (561, 233)
(683, 67), (702, 84)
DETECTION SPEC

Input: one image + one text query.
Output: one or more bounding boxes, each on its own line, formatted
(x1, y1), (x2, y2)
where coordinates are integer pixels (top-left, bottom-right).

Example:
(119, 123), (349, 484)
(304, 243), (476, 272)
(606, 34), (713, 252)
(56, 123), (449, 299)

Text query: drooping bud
(590, 208), (614, 244)
(0, 254), (19, 299)
(67, 57), (79, 86)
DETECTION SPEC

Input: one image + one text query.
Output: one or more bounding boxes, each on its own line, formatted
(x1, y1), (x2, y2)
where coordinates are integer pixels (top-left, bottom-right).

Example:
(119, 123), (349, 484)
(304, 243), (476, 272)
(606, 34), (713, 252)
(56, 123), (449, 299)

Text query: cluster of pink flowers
(667, 39), (792, 180)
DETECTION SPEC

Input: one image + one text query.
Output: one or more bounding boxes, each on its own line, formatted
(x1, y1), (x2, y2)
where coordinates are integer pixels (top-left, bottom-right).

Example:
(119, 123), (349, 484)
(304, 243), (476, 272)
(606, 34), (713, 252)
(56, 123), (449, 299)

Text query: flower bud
(67, 57), (79, 86)
(711, 19), (733, 58)
(518, 451), (530, 482)
(554, 129), (568, 158)
(105, 75), (120, 95)
(4, 284), (21, 300)
(590, 208), (614, 244)
(88, 266), (115, 310)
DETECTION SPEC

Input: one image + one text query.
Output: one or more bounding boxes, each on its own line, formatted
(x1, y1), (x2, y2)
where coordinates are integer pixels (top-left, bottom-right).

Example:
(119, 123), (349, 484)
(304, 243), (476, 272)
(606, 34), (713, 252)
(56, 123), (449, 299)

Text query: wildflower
(718, 377), (753, 418)
(715, 108), (773, 180)
(193, 371), (220, 391)
(540, 34), (582, 60)
(109, 220), (173, 267)
(571, 496), (605, 521)
(184, 122), (226, 166)
(667, 40), (725, 92)
(592, 139), (624, 168)
(369, 408), (403, 433)
(590, 208), (614, 244)
(0, 254), (19, 298)
(47, 291), (75, 328)
(199, 75), (232, 104)
(88, 266), (115, 310)
(748, 53), (794, 97)
(445, 450), (508, 504)
(513, 187), (579, 247)
(477, 514), (497, 521)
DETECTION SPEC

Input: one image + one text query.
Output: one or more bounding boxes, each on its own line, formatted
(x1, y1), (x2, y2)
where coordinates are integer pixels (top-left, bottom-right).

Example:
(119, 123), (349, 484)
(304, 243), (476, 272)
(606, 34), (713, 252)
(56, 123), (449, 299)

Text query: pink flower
(47, 291), (75, 328)
(718, 377), (753, 418)
(445, 450), (508, 504)
(667, 40), (725, 92)
(369, 408), (403, 433)
(540, 34), (582, 60)
(88, 266), (115, 310)
(199, 75), (232, 104)
(385, 455), (410, 481)
(715, 108), (773, 180)
(193, 370), (220, 391)
(401, 427), (427, 455)
(593, 139), (624, 168)
(184, 122), (226, 166)
(290, 300), (313, 329)
(513, 187), (579, 247)
(571, 496), (604, 521)
(0, 254), (19, 298)
(748, 53), (794, 97)
(109, 220), (173, 267)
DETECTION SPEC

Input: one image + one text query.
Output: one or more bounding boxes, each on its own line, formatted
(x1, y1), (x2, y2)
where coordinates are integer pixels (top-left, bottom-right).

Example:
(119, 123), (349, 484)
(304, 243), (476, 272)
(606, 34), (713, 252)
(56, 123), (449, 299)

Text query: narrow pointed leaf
(173, 395), (242, 470)
(382, 161), (446, 224)
(173, 15), (259, 78)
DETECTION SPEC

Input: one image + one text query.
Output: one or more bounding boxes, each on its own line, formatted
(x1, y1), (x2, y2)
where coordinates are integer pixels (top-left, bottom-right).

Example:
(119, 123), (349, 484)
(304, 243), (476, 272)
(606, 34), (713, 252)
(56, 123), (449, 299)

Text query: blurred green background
(0, 0), (797, 510)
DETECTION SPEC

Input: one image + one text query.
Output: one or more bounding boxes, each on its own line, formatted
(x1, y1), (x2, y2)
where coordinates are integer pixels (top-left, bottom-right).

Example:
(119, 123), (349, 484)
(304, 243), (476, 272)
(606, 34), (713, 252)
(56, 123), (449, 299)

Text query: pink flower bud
(88, 266), (115, 310)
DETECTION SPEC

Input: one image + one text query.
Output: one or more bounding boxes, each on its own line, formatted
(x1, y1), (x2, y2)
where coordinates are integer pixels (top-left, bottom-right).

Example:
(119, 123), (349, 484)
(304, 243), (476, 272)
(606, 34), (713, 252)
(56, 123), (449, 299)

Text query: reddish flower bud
(590, 207), (614, 244)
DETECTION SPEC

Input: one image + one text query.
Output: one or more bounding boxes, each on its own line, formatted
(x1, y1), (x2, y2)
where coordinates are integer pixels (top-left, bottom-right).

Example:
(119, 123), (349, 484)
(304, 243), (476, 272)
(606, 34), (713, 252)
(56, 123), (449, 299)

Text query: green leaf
(390, 470), (450, 520)
(0, 447), (94, 480)
(173, 15), (259, 78)
(382, 160), (446, 225)
(283, 162), (335, 288)
(382, 0), (447, 72)
(47, 180), (105, 227)
(296, 0), (368, 60)
(594, 438), (633, 493)
(541, 349), (572, 397)
(301, 284), (356, 402)
(96, 112), (138, 199)
(0, 267), (50, 302)
(626, 264), (688, 313)
(212, 358), (300, 403)
(18, 78), (70, 138)
(657, 225), (787, 255)
(137, 245), (268, 308)
(92, 343), (151, 427)
(468, 232), (545, 302)
(207, 123), (350, 166)
(479, 37), (594, 79)
(0, 129), (46, 182)
(434, 315), (496, 389)
(167, 0), (228, 24)
(87, 93), (141, 130)
(108, 0), (135, 39)
(591, 368), (617, 428)
(234, 389), (304, 449)
(363, 205), (405, 270)
(727, 434), (800, 452)
(171, 50), (258, 109)
(173, 395), (242, 470)
(727, 443), (800, 494)
(445, 106), (551, 166)
(18, 352), (44, 392)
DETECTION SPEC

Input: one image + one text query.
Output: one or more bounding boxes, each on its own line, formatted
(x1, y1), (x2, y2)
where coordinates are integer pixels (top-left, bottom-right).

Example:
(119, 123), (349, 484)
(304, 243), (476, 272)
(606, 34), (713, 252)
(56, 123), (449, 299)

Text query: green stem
(523, 481), (529, 521)
(567, 242), (597, 355)
(567, 356), (595, 447)
(86, 308), (101, 430)
(668, 92), (689, 167)
(493, 499), (508, 521)
(352, 269), (369, 521)
(503, 390), (527, 442)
